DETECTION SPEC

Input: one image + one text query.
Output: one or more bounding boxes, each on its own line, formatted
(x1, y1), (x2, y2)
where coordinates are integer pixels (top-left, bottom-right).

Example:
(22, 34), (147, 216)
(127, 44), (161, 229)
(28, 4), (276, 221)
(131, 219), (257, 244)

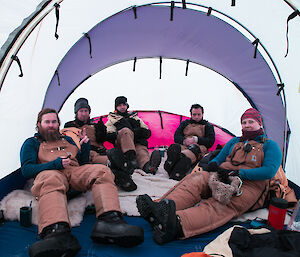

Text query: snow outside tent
(0, 0), (299, 255)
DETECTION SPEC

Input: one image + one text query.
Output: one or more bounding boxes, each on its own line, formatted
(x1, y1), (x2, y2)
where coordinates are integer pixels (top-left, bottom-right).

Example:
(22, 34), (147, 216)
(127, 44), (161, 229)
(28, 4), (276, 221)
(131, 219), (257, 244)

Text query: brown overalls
(115, 128), (150, 169)
(160, 139), (269, 238)
(31, 138), (120, 234)
(82, 124), (108, 165)
(181, 124), (208, 163)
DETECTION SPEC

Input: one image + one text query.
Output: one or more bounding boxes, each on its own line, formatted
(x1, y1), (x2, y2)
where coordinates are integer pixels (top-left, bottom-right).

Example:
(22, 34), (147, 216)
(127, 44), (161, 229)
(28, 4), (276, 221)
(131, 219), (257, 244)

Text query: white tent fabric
(0, 0), (299, 184)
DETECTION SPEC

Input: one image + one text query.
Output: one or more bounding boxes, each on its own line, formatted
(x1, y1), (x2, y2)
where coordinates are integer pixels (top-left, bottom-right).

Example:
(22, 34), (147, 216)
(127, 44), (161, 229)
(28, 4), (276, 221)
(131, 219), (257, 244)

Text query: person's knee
(91, 165), (115, 185)
(118, 127), (132, 136)
(32, 171), (68, 197)
(187, 144), (201, 158)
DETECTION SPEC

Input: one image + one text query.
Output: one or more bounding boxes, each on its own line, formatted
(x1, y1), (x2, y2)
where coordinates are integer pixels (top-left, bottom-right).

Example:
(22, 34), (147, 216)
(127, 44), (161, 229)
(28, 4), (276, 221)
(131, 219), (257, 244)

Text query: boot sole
(136, 195), (160, 228)
(169, 156), (191, 181)
(91, 230), (144, 247)
(164, 144), (181, 174)
(112, 169), (137, 192)
(107, 148), (128, 171)
(29, 234), (81, 257)
(150, 150), (162, 169)
(152, 199), (177, 245)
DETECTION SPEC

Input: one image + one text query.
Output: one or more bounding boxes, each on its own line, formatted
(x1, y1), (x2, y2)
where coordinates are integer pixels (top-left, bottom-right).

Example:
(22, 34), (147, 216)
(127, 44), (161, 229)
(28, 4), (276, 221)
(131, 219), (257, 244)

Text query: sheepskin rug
(1, 156), (288, 227)
(0, 157), (178, 227)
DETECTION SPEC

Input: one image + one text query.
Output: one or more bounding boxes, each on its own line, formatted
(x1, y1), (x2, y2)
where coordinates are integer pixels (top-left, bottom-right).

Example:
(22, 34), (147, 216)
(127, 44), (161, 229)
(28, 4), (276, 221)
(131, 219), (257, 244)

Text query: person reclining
(64, 98), (108, 165)
(105, 96), (161, 179)
(164, 104), (215, 180)
(20, 108), (144, 257)
(137, 108), (282, 245)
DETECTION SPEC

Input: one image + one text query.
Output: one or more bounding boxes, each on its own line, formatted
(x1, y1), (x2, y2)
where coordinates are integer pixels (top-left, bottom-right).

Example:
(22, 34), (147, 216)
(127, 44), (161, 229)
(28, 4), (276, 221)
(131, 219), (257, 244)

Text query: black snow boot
(107, 148), (137, 191)
(164, 144), (181, 175)
(91, 211), (144, 247)
(136, 195), (181, 245)
(29, 222), (81, 257)
(124, 150), (139, 174)
(136, 194), (160, 228)
(107, 148), (129, 172)
(169, 154), (192, 181)
(142, 150), (162, 175)
(111, 168), (137, 191)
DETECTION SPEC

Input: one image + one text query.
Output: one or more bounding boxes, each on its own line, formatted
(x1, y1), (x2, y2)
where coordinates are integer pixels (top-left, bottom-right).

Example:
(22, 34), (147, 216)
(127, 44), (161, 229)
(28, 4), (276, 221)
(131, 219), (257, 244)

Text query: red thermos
(267, 197), (288, 230)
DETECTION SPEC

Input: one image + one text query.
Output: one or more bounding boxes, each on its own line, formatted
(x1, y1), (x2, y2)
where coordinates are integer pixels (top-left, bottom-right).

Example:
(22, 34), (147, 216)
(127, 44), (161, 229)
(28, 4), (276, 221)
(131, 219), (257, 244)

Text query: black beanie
(115, 96), (129, 110)
(74, 98), (91, 113)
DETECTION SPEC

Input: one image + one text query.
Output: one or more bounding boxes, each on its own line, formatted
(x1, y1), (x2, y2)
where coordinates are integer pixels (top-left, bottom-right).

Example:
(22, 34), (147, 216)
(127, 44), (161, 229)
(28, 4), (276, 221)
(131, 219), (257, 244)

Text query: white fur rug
(0, 157), (291, 227)
(0, 157), (178, 227)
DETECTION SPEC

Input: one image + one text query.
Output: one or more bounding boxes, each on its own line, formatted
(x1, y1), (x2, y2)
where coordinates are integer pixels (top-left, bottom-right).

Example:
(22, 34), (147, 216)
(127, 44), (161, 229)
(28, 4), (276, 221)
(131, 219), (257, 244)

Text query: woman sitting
(136, 108), (282, 244)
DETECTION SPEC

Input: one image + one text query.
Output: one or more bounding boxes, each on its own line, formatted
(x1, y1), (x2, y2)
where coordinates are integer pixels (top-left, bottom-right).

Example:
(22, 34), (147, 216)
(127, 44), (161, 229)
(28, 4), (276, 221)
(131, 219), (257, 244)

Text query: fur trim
(208, 172), (242, 205)
(0, 157), (177, 226)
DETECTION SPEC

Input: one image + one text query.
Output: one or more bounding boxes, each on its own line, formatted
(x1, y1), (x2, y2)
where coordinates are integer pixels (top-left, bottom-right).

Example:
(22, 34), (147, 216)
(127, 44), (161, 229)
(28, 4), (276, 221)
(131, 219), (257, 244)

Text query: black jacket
(174, 119), (215, 149)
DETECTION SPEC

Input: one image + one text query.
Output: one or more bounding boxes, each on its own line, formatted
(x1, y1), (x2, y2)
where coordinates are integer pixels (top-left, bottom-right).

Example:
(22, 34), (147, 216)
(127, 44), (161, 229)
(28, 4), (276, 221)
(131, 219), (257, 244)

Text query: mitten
(206, 161), (219, 172)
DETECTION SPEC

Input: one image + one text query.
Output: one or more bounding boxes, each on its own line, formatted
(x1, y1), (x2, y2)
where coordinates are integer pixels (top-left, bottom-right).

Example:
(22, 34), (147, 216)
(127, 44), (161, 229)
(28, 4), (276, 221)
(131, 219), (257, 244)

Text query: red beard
(39, 127), (61, 142)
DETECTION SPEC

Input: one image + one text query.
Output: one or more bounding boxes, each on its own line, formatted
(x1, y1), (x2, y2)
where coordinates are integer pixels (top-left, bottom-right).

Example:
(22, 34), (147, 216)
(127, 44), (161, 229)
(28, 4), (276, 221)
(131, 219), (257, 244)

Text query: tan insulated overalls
(160, 139), (269, 238)
(31, 138), (120, 234)
(82, 124), (108, 165)
(116, 128), (150, 169)
(181, 124), (208, 164)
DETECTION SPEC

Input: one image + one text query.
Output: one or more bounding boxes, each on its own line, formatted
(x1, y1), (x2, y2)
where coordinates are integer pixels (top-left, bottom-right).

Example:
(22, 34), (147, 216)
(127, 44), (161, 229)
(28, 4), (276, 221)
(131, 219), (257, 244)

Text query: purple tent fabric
(43, 5), (286, 151)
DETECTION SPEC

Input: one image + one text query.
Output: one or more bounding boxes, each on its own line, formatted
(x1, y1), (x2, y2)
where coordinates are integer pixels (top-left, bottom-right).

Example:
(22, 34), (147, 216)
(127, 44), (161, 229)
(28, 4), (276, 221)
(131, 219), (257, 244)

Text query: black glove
(206, 161), (219, 172)
(133, 127), (151, 139)
(94, 120), (107, 143)
(115, 118), (132, 131)
(127, 118), (140, 129)
(217, 168), (232, 184)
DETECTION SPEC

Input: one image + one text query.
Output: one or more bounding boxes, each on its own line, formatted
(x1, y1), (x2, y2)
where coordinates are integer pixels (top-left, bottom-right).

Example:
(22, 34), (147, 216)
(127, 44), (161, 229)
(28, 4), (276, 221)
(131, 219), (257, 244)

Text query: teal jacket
(211, 135), (282, 180)
(20, 133), (90, 179)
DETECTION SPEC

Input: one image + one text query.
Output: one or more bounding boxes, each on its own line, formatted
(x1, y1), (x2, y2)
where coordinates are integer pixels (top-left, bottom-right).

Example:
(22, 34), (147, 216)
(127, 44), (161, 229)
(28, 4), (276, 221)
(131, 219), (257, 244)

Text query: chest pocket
(226, 140), (264, 170)
(183, 124), (205, 138)
(38, 138), (79, 165)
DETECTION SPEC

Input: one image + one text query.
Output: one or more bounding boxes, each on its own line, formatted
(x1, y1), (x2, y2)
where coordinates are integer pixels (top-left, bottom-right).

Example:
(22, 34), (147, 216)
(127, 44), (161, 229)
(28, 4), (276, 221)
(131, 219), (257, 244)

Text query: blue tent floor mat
(0, 214), (239, 257)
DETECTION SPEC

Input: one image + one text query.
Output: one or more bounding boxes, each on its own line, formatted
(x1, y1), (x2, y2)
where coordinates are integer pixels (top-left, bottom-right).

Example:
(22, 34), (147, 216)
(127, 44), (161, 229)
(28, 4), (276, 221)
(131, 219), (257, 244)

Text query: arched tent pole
(284, 0), (300, 13)
(0, 0), (63, 90)
(42, 2), (289, 164)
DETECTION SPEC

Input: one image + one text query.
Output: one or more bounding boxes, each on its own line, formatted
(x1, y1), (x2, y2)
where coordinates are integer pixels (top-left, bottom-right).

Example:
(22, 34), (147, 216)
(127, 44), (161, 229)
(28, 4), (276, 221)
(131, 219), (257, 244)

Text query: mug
(20, 206), (32, 227)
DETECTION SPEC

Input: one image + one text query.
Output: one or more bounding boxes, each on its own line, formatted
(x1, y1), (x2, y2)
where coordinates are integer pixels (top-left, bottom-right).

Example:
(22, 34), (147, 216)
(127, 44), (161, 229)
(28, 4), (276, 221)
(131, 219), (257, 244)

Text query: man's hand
(80, 128), (89, 145)
(184, 137), (196, 146)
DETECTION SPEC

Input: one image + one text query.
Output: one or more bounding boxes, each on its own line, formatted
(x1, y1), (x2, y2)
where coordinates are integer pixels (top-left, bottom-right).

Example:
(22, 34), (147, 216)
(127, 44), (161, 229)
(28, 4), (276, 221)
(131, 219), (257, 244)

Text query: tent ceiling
(43, 4), (286, 150)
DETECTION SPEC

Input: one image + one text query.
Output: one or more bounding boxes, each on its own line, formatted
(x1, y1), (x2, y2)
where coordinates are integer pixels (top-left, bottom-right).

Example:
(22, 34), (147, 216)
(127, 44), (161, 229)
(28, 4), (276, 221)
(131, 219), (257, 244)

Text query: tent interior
(0, 0), (300, 256)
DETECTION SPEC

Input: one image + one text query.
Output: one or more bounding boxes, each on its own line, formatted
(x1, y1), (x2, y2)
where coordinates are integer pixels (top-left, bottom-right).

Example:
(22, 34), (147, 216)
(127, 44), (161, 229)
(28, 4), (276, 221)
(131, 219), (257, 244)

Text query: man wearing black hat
(105, 96), (161, 177)
(64, 98), (138, 192)
(64, 98), (108, 165)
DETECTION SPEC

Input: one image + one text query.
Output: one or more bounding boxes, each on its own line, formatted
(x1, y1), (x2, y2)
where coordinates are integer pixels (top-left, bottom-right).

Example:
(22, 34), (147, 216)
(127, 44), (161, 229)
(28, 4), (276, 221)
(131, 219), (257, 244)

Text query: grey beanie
(74, 98), (91, 113)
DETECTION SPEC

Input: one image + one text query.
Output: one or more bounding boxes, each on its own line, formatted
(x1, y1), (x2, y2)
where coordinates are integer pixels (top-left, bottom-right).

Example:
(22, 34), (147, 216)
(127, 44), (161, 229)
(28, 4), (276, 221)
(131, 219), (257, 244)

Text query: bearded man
(20, 108), (144, 257)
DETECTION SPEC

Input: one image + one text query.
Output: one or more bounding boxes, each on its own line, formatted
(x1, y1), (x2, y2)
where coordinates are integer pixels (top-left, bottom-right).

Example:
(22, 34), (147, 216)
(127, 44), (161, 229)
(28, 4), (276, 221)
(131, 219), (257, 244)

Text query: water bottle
(267, 197), (288, 230)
